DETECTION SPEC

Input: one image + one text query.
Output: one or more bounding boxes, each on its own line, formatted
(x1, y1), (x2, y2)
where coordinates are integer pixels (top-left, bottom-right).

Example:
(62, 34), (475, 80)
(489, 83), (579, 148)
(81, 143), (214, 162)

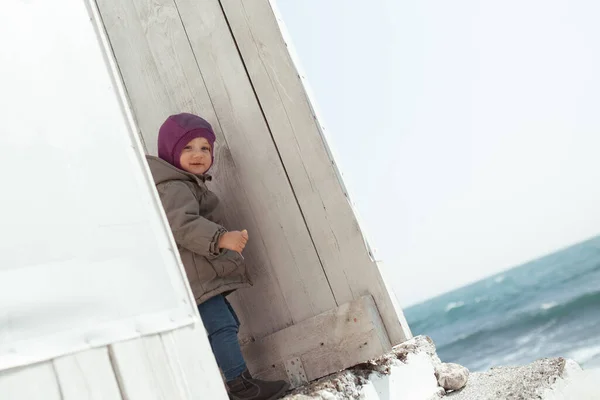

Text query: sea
(404, 235), (600, 372)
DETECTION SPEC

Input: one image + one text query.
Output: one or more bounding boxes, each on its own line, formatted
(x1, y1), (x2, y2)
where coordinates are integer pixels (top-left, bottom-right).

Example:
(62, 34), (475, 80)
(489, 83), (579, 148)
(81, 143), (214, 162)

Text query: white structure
(0, 1), (227, 398)
(0, 0), (411, 397)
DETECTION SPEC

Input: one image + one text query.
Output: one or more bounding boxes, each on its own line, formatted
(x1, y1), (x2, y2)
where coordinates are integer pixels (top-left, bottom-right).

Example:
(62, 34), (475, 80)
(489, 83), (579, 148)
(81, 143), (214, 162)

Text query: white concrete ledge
(282, 335), (596, 400)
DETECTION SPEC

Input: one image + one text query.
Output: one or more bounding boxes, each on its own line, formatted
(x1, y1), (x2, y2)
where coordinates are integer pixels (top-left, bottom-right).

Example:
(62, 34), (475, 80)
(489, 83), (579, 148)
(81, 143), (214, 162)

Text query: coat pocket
(208, 250), (244, 277)
(190, 251), (217, 283)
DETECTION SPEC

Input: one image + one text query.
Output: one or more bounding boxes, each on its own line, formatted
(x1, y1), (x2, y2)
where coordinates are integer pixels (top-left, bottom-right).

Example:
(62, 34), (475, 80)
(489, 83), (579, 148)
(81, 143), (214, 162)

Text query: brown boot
(227, 369), (290, 400)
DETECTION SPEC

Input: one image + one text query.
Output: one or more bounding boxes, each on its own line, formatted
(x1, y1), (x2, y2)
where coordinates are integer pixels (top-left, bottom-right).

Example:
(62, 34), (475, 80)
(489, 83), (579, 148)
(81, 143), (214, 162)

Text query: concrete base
(282, 335), (595, 400)
(447, 358), (594, 400)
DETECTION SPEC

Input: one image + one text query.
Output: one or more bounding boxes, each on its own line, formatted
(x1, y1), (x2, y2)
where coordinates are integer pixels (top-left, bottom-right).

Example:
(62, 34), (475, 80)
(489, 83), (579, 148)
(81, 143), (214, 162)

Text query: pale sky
(274, 0), (600, 306)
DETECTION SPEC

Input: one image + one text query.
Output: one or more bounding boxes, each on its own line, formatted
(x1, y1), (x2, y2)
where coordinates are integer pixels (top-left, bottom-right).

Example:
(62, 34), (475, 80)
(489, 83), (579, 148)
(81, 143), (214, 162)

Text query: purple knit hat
(157, 113), (216, 172)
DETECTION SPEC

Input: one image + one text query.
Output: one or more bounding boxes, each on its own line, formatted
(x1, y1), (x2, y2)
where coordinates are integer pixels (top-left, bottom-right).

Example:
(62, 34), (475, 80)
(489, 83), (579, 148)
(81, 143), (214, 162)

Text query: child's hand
(218, 230), (249, 253)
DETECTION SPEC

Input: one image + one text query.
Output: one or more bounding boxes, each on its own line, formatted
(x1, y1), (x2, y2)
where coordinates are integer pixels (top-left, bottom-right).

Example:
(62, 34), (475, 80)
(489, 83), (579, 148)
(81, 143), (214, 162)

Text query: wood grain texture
(107, 327), (229, 400)
(218, 0), (412, 344)
(242, 295), (392, 385)
(109, 335), (186, 400)
(160, 324), (229, 399)
(53, 347), (122, 400)
(0, 362), (61, 400)
(96, 0), (337, 341)
(169, 0), (338, 326)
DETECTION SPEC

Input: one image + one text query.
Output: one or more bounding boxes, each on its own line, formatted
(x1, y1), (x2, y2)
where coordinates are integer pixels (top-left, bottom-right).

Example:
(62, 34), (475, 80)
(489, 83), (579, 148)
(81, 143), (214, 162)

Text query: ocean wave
(560, 261), (600, 287)
(501, 345), (531, 363)
(515, 319), (558, 346)
(494, 275), (505, 283)
(540, 302), (558, 310)
(542, 290), (600, 317)
(437, 290), (600, 354)
(445, 301), (465, 312)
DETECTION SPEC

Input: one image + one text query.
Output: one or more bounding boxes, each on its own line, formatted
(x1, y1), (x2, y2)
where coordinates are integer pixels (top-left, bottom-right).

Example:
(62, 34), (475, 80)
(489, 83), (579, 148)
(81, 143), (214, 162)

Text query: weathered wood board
(243, 295), (392, 386)
(219, 0), (412, 345)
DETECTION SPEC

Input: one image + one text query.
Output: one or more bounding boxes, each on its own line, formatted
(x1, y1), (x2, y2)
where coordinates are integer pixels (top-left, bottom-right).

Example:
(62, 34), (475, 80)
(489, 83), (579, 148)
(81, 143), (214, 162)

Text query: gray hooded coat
(146, 155), (252, 304)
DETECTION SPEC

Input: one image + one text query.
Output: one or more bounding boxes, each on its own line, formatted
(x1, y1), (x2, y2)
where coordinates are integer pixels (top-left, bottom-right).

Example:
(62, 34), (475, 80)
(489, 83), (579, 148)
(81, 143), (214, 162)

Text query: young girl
(146, 113), (289, 400)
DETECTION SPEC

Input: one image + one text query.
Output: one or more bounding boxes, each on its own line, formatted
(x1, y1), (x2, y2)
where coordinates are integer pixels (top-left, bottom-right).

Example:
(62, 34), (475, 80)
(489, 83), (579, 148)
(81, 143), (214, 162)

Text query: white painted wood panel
(218, 0), (412, 344)
(0, 362), (61, 400)
(160, 324), (229, 399)
(53, 347), (122, 400)
(109, 336), (185, 400)
(108, 326), (229, 399)
(96, 0), (337, 340)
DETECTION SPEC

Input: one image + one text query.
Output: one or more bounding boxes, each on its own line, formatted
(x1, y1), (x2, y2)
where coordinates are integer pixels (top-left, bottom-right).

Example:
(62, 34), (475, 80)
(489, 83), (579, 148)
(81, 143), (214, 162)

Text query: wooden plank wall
(94, 0), (411, 377)
(0, 324), (228, 400)
(95, 0), (410, 346)
(219, 0), (412, 345)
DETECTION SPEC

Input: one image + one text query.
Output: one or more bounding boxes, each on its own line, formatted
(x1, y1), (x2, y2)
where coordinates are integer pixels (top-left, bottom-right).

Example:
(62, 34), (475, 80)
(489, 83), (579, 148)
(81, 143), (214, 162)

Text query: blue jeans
(197, 295), (247, 381)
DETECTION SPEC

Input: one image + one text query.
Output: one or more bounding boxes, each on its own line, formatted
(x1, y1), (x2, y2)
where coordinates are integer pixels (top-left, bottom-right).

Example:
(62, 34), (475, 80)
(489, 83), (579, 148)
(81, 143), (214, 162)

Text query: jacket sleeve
(157, 181), (226, 258)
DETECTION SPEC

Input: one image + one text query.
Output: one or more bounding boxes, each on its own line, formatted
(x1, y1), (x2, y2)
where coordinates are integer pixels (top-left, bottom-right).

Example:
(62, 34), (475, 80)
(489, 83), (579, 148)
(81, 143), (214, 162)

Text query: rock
(435, 362), (470, 391)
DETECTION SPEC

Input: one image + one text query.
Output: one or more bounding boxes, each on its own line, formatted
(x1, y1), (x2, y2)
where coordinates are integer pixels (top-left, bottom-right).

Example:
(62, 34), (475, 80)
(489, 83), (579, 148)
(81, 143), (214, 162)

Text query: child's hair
(158, 113), (216, 171)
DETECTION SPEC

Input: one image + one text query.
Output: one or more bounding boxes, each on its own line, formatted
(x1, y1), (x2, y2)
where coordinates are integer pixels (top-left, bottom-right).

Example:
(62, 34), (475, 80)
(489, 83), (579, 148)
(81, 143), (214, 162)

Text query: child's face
(179, 137), (212, 175)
